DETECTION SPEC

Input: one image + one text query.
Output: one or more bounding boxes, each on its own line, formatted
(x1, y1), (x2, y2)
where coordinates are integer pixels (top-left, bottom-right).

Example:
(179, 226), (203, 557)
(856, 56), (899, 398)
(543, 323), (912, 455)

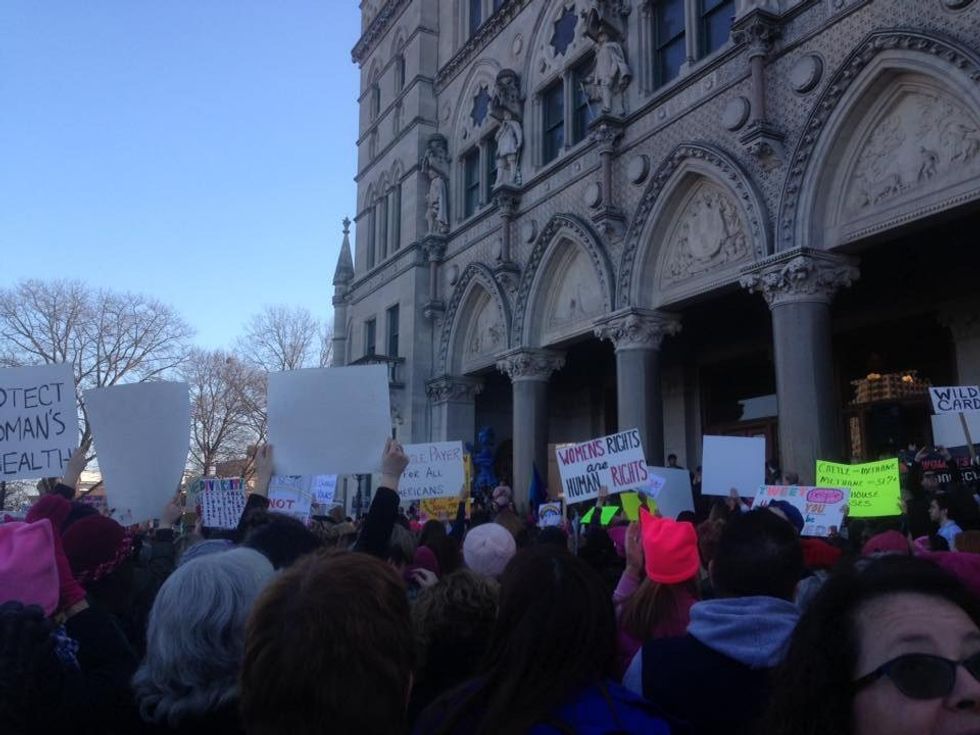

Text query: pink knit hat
(463, 523), (516, 578)
(61, 514), (134, 585)
(0, 519), (60, 615)
(862, 530), (910, 557)
(639, 509), (700, 584)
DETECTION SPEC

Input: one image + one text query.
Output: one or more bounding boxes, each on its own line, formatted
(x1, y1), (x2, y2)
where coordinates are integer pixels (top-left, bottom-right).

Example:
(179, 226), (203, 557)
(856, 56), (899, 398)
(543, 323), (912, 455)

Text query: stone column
(421, 235), (447, 321)
(940, 302), (980, 386)
(497, 348), (565, 508)
(426, 375), (484, 442)
(595, 309), (681, 466)
(741, 250), (859, 483)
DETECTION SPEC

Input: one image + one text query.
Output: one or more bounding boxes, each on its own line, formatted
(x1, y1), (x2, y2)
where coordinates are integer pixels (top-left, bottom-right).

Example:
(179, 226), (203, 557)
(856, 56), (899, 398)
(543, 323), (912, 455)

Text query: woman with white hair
(132, 547), (274, 734)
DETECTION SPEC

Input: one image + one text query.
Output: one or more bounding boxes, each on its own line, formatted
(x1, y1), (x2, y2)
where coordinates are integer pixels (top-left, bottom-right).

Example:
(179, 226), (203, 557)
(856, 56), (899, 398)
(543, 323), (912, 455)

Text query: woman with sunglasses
(765, 555), (980, 735)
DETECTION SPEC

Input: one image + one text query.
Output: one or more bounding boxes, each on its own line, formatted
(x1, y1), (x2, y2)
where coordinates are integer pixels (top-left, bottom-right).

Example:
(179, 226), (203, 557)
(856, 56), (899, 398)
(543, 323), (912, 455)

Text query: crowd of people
(2, 438), (980, 734)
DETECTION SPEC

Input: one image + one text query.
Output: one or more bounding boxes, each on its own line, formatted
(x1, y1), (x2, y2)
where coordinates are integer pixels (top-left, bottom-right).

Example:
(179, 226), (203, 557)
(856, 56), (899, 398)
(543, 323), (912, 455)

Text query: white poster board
(268, 475), (314, 521)
(0, 364), (78, 481)
(555, 429), (648, 504)
(85, 381), (190, 525)
(311, 475), (338, 505)
(646, 466), (694, 519)
(267, 365), (390, 476)
(538, 501), (563, 528)
(201, 488), (247, 530)
(930, 386), (980, 414)
(932, 413), (980, 448)
(399, 441), (465, 500)
(753, 485), (850, 537)
(701, 435), (766, 497)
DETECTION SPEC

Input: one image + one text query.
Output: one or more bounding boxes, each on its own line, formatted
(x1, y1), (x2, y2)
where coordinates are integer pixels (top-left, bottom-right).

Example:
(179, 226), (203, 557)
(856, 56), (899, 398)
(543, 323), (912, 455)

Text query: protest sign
(754, 485), (850, 537)
(538, 501), (563, 527)
(199, 478), (246, 530)
(620, 491), (658, 522)
(419, 497), (470, 522)
(645, 466), (694, 519)
(930, 386), (980, 414)
(77, 493), (108, 516)
(311, 475), (338, 505)
(815, 458), (901, 518)
(931, 413), (980, 453)
(555, 429), (648, 504)
(85, 381), (190, 525)
(268, 475), (315, 521)
(701, 435), (766, 497)
(0, 364), (77, 481)
(267, 365), (390, 476)
(580, 505), (619, 525)
(399, 441), (465, 501)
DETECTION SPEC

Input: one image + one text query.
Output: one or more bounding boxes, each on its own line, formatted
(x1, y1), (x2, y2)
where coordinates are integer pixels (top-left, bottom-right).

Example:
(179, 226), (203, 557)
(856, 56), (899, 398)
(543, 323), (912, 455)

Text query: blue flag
(529, 463), (546, 512)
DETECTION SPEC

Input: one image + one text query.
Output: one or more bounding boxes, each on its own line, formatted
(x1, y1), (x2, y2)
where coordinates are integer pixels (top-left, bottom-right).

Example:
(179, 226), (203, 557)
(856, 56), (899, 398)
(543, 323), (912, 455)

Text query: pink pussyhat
(0, 519), (60, 616)
(639, 508), (700, 584)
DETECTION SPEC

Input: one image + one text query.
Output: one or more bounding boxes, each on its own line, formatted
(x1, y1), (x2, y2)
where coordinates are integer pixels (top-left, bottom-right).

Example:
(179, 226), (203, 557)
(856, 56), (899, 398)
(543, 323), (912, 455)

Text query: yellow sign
(815, 458), (901, 518)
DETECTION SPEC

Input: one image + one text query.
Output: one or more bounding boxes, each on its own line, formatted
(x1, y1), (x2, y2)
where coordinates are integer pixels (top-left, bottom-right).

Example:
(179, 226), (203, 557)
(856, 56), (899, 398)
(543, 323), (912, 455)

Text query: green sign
(815, 458), (901, 518)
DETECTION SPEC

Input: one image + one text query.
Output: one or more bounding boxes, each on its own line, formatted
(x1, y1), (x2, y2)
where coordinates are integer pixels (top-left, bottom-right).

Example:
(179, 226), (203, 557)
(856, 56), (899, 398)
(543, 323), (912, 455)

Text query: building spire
(333, 217), (355, 286)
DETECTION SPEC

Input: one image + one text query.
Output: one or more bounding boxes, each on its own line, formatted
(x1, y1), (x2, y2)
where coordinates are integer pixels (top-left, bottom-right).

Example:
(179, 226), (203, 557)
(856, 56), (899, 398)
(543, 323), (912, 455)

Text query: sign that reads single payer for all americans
(815, 458), (901, 518)
(399, 442), (466, 501)
(0, 364), (78, 480)
(555, 429), (648, 504)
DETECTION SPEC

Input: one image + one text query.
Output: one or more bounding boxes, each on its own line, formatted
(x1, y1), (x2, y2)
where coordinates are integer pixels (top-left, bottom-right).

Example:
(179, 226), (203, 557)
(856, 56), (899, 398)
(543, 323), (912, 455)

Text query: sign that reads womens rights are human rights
(555, 429), (647, 504)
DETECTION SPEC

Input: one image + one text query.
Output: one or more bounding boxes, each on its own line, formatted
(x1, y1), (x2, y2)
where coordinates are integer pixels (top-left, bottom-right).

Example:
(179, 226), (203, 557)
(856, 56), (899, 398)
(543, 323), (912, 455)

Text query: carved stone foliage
(843, 90), (980, 217)
(618, 144), (769, 309)
(740, 250), (860, 307)
(496, 348), (566, 381)
(438, 263), (512, 375)
(778, 31), (980, 249)
(662, 183), (751, 287)
(513, 213), (614, 346)
(594, 308), (682, 351)
(352, 0), (410, 64)
(426, 375), (485, 404)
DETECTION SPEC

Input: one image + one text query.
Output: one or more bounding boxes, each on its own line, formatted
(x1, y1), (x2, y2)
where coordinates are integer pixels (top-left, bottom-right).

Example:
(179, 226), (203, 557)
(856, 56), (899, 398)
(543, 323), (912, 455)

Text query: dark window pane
(493, 0), (506, 10)
(395, 56), (405, 92)
(572, 58), (596, 145)
(469, 0), (482, 36)
(542, 81), (564, 164)
(658, 37), (686, 85)
(471, 86), (491, 127)
(386, 305), (399, 357)
(701, 0), (734, 57)
(486, 137), (498, 191)
(550, 6), (577, 56)
(464, 148), (481, 217)
(657, 0), (685, 41)
(365, 319), (376, 357)
(654, 0), (686, 87)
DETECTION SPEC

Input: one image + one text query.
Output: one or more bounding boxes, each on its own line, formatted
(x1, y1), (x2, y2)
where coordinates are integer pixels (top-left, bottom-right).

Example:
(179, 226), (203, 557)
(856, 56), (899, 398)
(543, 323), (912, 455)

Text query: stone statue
(494, 110), (523, 186)
(588, 28), (632, 115)
(467, 426), (499, 490)
(421, 135), (450, 234)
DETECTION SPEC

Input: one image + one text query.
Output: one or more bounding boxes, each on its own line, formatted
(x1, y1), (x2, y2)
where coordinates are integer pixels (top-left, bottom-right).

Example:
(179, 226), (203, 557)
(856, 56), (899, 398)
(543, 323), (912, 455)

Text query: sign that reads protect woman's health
(399, 441), (466, 500)
(555, 429), (648, 504)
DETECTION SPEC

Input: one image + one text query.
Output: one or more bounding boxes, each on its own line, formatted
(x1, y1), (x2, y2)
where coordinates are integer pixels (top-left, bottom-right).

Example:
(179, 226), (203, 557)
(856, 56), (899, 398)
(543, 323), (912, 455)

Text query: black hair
(711, 509), (803, 601)
(242, 512), (321, 569)
(764, 556), (980, 735)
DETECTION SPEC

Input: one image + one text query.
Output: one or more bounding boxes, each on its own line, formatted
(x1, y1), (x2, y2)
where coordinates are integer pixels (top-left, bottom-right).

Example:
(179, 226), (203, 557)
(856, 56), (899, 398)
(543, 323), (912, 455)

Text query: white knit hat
(463, 523), (517, 578)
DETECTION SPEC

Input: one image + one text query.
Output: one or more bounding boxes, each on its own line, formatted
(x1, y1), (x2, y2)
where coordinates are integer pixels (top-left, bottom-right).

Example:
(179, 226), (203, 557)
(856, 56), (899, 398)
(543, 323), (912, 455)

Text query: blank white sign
(701, 434), (766, 497)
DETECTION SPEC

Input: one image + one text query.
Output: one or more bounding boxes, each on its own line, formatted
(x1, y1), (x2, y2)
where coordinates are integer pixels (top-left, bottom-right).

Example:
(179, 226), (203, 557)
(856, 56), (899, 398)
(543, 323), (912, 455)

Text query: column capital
(939, 300), (980, 341)
(496, 348), (565, 382)
(425, 375), (484, 404)
(420, 234), (448, 263)
(740, 248), (859, 308)
(593, 308), (681, 351)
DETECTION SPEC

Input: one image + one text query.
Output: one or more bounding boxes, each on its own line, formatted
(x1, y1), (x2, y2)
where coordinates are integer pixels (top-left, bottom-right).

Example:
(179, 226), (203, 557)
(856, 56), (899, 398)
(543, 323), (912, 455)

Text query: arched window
(370, 82), (381, 121)
(394, 55), (406, 93)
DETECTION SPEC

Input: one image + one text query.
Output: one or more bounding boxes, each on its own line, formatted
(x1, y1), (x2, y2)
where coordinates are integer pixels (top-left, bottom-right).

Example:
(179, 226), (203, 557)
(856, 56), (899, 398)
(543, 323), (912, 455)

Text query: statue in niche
(467, 426), (499, 491)
(582, 1), (632, 116)
(490, 69), (524, 187)
(421, 134), (450, 234)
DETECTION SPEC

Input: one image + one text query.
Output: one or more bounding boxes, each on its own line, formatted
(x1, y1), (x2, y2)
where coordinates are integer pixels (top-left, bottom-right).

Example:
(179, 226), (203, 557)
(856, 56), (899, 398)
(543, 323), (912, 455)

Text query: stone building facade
(336, 0), (980, 506)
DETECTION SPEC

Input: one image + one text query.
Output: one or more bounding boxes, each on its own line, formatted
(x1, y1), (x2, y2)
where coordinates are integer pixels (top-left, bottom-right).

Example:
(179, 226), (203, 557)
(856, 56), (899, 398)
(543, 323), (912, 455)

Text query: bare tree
(237, 305), (320, 372)
(319, 322), (334, 368)
(0, 278), (194, 457)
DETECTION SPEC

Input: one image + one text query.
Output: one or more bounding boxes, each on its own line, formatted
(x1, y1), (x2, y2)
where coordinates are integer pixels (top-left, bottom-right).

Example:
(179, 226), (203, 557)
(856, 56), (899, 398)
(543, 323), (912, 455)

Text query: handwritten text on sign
(555, 429), (647, 503)
(930, 386), (980, 414)
(754, 485), (850, 537)
(399, 442), (465, 501)
(815, 459), (901, 518)
(0, 364), (77, 480)
(268, 475), (314, 521)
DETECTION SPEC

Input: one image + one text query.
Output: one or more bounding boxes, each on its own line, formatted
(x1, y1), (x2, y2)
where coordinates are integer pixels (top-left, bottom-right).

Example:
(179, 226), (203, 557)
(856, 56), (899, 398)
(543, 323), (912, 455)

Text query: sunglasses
(854, 652), (980, 699)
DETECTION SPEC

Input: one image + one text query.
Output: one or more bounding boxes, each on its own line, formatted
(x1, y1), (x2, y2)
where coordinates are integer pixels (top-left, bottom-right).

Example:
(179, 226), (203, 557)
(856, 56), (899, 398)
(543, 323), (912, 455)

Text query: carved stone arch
(362, 182), (376, 213)
(388, 159), (404, 188)
(514, 213), (615, 348)
(780, 30), (980, 251)
(450, 59), (503, 155)
(618, 144), (770, 309)
(389, 27), (406, 57)
(438, 263), (512, 375)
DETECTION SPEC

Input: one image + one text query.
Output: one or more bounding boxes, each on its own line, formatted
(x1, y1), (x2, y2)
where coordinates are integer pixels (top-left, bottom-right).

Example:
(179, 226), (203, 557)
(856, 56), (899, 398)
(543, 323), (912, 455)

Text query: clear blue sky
(0, 2), (361, 348)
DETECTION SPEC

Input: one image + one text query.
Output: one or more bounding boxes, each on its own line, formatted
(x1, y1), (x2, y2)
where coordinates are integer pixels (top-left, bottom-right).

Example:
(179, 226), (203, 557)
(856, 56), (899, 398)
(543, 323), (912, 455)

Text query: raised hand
(381, 437), (409, 491)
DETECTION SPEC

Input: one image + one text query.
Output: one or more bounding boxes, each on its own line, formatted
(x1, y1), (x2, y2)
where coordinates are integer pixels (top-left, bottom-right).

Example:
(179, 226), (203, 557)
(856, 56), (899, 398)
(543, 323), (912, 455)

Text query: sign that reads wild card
(555, 429), (647, 504)
(0, 364), (78, 480)
(930, 386), (980, 414)
(399, 442), (466, 501)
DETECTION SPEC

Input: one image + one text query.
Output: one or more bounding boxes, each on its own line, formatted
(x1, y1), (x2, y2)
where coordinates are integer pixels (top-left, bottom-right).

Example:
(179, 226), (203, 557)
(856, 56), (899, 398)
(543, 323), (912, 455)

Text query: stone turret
(331, 218), (354, 366)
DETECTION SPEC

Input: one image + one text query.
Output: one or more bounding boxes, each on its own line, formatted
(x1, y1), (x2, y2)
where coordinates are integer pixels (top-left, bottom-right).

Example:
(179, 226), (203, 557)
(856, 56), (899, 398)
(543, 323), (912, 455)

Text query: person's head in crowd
(957, 531), (980, 555)
(420, 519), (460, 575)
(133, 547), (274, 729)
(387, 524), (416, 574)
(463, 523), (516, 579)
(667, 454), (679, 468)
(620, 511), (700, 644)
(0, 521), (59, 616)
(712, 509), (804, 601)
(409, 569), (499, 721)
(241, 551), (414, 735)
(536, 526), (569, 549)
(423, 546), (622, 734)
(782, 471), (800, 486)
(675, 510), (696, 525)
(696, 518), (725, 569)
(862, 530), (911, 557)
(767, 499), (805, 535)
(930, 495), (955, 526)
(177, 537), (234, 566)
(491, 485), (512, 510)
(61, 513), (137, 615)
(929, 534), (952, 552)
(241, 511), (320, 569)
(765, 555), (980, 735)
(922, 470), (941, 493)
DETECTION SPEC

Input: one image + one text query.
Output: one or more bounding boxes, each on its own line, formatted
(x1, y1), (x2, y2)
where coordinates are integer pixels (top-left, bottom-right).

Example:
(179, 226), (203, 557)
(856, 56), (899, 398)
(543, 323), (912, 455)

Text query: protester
(624, 508), (804, 734)
(416, 545), (671, 734)
(240, 551), (414, 735)
(462, 522), (515, 579)
(614, 510), (699, 679)
(133, 547), (274, 734)
(765, 555), (980, 735)
(931, 494), (964, 551)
